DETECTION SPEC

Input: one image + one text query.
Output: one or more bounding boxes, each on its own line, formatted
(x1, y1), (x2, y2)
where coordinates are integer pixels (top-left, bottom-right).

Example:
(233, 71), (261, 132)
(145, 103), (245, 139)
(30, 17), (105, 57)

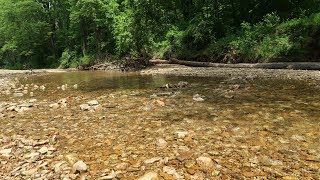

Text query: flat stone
(33, 140), (49, 146)
(13, 92), (24, 97)
(0, 148), (12, 155)
(21, 168), (37, 176)
(144, 157), (162, 165)
(100, 170), (120, 180)
(38, 147), (48, 154)
(18, 103), (33, 107)
(115, 162), (130, 170)
(176, 131), (188, 139)
(80, 104), (90, 111)
(87, 100), (99, 106)
(138, 172), (159, 180)
(163, 166), (183, 179)
(193, 94), (204, 102)
(49, 103), (59, 109)
(156, 138), (168, 149)
(25, 152), (40, 158)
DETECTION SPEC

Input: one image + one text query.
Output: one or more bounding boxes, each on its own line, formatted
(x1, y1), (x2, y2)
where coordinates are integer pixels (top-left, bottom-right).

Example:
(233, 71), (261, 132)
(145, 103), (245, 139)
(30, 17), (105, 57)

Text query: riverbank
(0, 69), (75, 77)
(142, 64), (320, 81)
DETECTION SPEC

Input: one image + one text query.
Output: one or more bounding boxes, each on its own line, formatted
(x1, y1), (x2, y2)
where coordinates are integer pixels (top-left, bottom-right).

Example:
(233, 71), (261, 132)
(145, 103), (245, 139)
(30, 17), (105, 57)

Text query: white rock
(13, 92), (24, 97)
(137, 172), (159, 180)
(115, 162), (130, 170)
(196, 157), (215, 171)
(163, 166), (183, 179)
(144, 157), (162, 165)
(72, 160), (88, 173)
(38, 147), (48, 154)
(193, 94), (205, 102)
(100, 170), (120, 179)
(291, 135), (306, 141)
(176, 131), (188, 139)
(0, 148), (12, 155)
(80, 104), (90, 111)
(73, 84), (78, 89)
(29, 99), (37, 103)
(87, 100), (99, 106)
(25, 152), (40, 158)
(156, 138), (168, 149)
(21, 168), (37, 176)
(49, 103), (59, 109)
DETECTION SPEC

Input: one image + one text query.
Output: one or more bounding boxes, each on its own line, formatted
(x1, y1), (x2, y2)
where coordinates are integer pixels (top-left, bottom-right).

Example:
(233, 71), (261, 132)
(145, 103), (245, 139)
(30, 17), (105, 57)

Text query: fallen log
(167, 59), (320, 70)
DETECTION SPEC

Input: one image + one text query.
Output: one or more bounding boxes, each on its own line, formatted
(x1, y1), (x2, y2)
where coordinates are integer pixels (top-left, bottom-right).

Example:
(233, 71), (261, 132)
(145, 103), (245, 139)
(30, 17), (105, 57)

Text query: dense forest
(0, 0), (320, 69)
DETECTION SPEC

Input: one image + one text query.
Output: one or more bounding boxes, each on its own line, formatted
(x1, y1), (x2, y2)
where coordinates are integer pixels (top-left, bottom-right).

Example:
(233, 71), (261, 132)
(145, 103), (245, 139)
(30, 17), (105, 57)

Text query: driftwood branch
(151, 59), (320, 70)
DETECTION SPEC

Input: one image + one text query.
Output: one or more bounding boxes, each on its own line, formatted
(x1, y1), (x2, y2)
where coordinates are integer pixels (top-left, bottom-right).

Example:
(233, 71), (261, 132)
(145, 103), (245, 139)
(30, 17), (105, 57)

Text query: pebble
(49, 103), (59, 109)
(80, 104), (91, 111)
(163, 166), (183, 179)
(193, 94), (204, 102)
(87, 100), (99, 106)
(0, 148), (12, 155)
(72, 160), (88, 173)
(100, 170), (119, 179)
(38, 147), (48, 154)
(176, 131), (188, 139)
(144, 157), (162, 165)
(115, 162), (130, 170)
(21, 168), (38, 176)
(156, 138), (168, 149)
(196, 157), (215, 172)
(138, 172), (159, 180)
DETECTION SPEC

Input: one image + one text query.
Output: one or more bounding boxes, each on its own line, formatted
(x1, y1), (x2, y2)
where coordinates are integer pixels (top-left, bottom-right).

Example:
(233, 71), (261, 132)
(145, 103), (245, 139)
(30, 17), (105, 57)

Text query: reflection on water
(1, 71), (320, 178)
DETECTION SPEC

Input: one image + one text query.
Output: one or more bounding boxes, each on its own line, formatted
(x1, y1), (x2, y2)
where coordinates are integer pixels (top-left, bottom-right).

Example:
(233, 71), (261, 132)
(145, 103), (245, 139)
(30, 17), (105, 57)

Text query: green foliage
(80, 55), (92, 65)
(1, 0), (320, 68)
(209, 13), (320, 63)
(59, 49), (78, 68)
(113, 10), (134, 56)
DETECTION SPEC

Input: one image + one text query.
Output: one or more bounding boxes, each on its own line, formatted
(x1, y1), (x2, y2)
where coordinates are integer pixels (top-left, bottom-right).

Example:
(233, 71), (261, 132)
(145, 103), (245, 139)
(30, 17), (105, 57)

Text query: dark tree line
(0, 0), (319, 69)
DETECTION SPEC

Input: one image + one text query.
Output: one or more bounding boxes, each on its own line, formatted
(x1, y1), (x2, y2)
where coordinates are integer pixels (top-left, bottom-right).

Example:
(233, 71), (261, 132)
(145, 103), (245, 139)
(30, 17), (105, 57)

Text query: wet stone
(73, 160), (88, 174)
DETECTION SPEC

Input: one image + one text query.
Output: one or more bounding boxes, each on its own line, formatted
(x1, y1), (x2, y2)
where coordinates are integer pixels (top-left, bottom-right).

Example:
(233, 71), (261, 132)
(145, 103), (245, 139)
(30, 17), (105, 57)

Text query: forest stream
(0, 70), (320, 179)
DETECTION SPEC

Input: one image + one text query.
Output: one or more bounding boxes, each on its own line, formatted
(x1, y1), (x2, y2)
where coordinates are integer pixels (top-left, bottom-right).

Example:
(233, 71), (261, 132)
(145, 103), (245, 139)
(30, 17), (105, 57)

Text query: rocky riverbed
(0, 69), (320, 179)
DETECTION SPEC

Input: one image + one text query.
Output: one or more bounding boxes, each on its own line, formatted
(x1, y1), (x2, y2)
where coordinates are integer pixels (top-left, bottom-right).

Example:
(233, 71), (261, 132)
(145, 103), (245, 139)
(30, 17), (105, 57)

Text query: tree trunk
(80, 18), (88, 56)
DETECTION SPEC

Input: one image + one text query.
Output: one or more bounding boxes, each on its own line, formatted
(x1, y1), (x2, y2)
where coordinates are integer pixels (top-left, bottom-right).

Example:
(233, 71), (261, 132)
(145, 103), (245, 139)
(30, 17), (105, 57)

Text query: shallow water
(1, 71), (320, 179)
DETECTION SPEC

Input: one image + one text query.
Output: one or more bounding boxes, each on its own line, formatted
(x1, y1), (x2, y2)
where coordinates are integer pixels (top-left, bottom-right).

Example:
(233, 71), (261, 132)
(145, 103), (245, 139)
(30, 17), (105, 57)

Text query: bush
(59, 49), (77, 68)
(205, 12), (320, 63)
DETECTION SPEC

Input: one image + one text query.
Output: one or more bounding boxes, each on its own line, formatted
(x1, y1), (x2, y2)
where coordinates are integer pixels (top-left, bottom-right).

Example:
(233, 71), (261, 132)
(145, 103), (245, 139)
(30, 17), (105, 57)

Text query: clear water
(1, 71), (319, 178)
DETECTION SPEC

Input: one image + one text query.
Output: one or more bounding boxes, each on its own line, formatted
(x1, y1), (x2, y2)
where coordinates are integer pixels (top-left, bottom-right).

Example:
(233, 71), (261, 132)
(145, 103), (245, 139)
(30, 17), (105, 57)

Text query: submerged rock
(73, 160), (88, 173)
(138, 172), (159, 180)
(80, 100), (100, 111)
(196, 157), (215, 172)
(144, 157), (162, 165)
(0, 148), (12, 155)
(156, 138), (168, 149)
(87, 100), (99, 106)
(193, 94), (205, 102)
